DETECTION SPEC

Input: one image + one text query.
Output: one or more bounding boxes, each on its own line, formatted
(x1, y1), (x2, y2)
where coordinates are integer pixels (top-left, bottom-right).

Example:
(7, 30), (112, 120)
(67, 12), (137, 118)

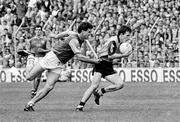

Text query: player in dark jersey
(76, 25), (132, 111)
(24, 22), (101, 111)
(26, 25), (50, 98)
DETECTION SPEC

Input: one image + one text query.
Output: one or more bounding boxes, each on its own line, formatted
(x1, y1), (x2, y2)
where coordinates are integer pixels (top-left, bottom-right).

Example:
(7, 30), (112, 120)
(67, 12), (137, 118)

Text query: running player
(76, 25), (132, 111)
(26, 25), (50, 98)
(24, 22), (101, 111)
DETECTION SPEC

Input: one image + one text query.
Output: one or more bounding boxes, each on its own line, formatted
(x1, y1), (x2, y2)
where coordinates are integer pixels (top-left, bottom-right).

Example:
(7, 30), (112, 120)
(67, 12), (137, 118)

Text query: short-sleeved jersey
(29, 36), (47, 57)
(53, 34), (84, 64)
(93, 36), (120, 77)
(97, 36), (121, 58)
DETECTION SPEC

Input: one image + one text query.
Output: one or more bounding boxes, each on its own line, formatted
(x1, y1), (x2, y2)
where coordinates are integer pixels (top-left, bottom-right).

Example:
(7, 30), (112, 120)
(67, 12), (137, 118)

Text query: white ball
(119, 42), (132, 54)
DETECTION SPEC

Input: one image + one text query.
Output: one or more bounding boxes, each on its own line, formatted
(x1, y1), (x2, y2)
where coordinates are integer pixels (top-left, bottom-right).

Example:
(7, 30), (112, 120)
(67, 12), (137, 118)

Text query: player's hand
(112, 59), (121, 65)
(108, 55), (113, 59)
(94, 58), (102, 64)
(122, 50), (132, 57)
(108, 50), (132, 59)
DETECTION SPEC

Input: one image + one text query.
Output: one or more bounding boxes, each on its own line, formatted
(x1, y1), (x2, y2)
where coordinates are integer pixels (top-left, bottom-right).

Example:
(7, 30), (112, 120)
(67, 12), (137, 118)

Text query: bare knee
(26, 72), (41, 81)
(26, 75), (33, 81)
(116, 83), (124, 90)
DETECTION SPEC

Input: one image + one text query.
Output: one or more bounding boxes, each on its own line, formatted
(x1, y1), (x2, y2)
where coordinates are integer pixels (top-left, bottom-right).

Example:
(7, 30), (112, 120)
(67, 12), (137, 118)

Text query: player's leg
(31, 56), (43, 98)
(24, 71), (60, 111)
(26, 55), (37, 98)
(76, 72), (102, 111)
(24, 62), (46, 111)
(94, 73), (124, 104)
(103, 73), (124, 93)
(33, 75), (41, 92)
(26, 62), (44, 81)
(31, 74), (41, 98)
(24, 51), (63, 111)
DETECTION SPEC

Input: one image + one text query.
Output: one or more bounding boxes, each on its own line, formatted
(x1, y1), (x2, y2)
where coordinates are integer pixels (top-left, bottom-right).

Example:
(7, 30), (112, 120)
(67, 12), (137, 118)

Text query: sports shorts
(39, 51), (65, 74)
(92, 60), (116, 78)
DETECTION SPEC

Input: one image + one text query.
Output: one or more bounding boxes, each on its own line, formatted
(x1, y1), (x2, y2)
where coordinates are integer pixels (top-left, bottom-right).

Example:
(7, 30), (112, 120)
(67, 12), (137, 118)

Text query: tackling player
(76, 25), (132, 111)
(24, 22), (101, 111)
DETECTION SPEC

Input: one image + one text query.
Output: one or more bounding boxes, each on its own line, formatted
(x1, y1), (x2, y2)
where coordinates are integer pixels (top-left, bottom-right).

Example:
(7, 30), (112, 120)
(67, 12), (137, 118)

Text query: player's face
(83, 29), (91, 39)
(120, 31), (131, 43)
(35, 27), (42, 36)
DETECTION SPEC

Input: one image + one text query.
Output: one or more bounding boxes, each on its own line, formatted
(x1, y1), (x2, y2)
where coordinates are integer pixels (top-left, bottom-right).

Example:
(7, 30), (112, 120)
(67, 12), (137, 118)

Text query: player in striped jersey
(76, 25), (132, 111)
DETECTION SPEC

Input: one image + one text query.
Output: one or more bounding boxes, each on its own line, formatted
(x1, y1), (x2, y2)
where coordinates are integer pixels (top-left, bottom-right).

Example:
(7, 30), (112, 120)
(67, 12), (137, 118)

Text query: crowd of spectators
(0, 0), (179, 69)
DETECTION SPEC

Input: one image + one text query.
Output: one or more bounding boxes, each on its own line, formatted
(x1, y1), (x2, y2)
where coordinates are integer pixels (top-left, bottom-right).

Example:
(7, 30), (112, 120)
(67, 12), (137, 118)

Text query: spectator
(15, 0), (27, 20)
(0, 0), (179, 69)
(0, 53), (3, 69)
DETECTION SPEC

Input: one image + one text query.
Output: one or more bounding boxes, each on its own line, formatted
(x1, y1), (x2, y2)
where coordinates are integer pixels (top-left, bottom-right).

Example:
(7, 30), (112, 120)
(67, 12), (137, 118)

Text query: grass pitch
(0, 82), (180, 122)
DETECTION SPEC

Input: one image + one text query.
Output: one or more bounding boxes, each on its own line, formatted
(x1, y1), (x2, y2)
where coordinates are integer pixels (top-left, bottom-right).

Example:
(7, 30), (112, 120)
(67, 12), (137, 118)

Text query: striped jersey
(97, 36), (121, 58)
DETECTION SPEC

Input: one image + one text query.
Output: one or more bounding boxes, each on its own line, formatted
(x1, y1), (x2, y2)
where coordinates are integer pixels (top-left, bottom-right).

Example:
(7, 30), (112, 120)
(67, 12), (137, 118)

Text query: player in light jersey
(24, 22), (101, 111)
(26, 25), (50, 98)
(76, 25), (132, 111)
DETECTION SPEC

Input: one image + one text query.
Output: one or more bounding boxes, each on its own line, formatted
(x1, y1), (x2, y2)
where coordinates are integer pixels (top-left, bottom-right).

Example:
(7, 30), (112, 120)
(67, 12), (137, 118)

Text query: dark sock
(101, 88), (106, 94)
(79, 101), (85, 106)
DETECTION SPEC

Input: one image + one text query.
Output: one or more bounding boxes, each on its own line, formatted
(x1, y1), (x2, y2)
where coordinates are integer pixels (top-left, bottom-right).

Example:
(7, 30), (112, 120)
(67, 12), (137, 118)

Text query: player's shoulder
(108, 36), (118, 42)
(68, 31), (78, 35)
(69, 32), (79, 38)
(69, 33), (80, 42)
(104, 36), (118, 45)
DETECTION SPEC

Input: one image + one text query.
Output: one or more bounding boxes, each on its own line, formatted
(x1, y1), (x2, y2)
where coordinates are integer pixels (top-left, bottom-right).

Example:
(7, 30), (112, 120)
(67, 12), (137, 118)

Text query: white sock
(28, 101), (34, 106)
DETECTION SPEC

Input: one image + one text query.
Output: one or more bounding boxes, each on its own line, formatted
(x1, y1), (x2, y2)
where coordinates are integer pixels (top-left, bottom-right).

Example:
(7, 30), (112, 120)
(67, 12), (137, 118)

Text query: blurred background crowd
(0, 0), (180, 69)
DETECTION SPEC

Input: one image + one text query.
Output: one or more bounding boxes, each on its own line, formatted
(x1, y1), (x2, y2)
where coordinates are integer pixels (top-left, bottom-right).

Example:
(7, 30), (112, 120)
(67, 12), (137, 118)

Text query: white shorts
(39, 51), (65, 74)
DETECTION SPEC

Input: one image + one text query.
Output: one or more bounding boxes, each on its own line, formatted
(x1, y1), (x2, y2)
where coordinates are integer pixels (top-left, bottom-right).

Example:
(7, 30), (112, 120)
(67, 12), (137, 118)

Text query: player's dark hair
(35, 25), (42, 30)
(117, 25), (132, 43)
(118, 25), (132, 36)
(78, 22), (93, 33)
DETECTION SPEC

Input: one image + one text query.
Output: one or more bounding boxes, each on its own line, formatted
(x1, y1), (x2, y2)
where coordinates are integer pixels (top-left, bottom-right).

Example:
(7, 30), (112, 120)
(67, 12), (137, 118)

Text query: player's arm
(69, 39), (100, 64)
(37, 48), (50, 53)
(49, 30), (77, 39)
(108, 51), (132, 60)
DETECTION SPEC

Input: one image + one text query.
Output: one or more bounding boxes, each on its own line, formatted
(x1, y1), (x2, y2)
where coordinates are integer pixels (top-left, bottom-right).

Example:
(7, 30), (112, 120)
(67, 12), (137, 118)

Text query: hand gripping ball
(119, 42), (132, 54)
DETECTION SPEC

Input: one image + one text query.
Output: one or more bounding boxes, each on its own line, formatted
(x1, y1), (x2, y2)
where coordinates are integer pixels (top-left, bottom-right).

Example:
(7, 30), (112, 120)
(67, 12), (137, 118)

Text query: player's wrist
(108, 55), (113, 59)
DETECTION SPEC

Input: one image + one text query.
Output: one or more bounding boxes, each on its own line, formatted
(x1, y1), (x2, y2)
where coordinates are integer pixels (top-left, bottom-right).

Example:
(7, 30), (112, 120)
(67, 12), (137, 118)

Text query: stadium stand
(0, 0), (179, 69)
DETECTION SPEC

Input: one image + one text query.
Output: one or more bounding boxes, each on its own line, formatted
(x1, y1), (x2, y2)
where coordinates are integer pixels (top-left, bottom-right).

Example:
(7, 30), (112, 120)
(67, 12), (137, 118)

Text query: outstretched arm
(49, 30), (77, 39)
(108, 51), (132, 60)
(69, 39), (100, 64)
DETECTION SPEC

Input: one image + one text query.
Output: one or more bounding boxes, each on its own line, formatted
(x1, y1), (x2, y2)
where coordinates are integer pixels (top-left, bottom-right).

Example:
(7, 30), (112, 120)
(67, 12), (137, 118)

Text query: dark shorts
(92, 60), (117, 78)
